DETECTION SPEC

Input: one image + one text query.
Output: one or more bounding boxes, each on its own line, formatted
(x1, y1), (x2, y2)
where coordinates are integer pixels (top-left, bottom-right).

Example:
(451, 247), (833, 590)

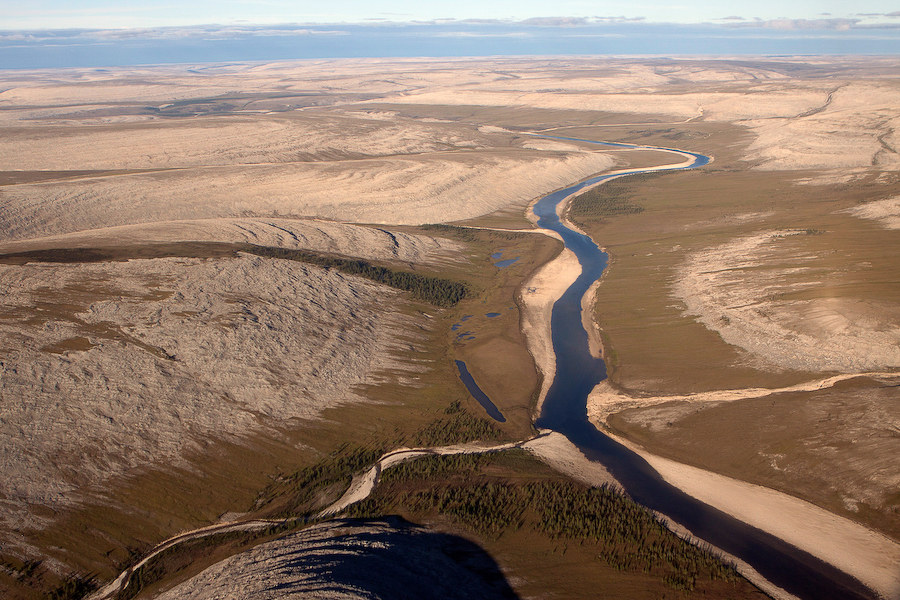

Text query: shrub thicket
(411, 409), (505, 447)
(568, 181), (645, 222)
(256, 444), (385, 518)
(348, 450), (740, 593)
(244, 245), (469, 307)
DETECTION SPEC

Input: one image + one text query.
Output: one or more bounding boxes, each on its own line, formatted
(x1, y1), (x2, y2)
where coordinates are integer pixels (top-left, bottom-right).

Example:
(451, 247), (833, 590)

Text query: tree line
(348, 450), (741, 593)
(243, 245), (470, 307)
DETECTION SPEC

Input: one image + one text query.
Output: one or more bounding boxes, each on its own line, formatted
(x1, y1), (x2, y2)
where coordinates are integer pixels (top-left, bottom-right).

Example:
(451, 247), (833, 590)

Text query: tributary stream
(531, 137), (874, 600)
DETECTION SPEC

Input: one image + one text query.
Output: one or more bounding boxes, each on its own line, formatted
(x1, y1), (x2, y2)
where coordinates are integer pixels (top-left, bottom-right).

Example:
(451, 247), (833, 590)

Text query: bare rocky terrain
(155, 518), (518, 600)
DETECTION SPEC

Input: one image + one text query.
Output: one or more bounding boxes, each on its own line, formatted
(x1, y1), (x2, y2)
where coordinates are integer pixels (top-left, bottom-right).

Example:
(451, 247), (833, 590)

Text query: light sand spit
(518, 243), (580, 412)
(601, 429), (900, 600)
(587, 373), (900, 426)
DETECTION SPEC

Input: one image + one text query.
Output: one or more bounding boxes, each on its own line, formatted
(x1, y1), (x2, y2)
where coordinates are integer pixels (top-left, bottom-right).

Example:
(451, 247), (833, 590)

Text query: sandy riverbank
(587, 372), (900, 426)
(517, 233), (580, 415)
(588, 373), (900, 599)
(520, 148), (703, 413)
(599, 428), (900, 600)
(517, 144), (900, 599)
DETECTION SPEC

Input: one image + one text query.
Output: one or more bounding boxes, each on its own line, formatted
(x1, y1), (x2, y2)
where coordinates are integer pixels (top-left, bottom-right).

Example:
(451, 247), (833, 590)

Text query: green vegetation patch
(0, 243), (470, 308)
(3, 224), (546, 598)
(255, 444), (385, 519)
(348, 450), (744, 594)
(0, 556), (97, 600)
(567, 174), (664, 226)
(255, 403), (505, 519)
(419, 223), (523, 242)
(47, 574), (98, 600)
(244, 245), (469, 307)
(411, 400), (506, 447)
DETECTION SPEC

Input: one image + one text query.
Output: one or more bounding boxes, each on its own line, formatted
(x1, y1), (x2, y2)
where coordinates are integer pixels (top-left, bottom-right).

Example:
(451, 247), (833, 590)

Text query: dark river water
(455, 360), (506, 422)
(530, 141), (875, 600)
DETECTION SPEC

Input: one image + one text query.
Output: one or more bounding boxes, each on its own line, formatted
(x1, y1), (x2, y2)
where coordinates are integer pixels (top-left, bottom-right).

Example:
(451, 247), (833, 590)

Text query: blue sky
(4, 0), (900, 29)
(1, 1), (899, 67)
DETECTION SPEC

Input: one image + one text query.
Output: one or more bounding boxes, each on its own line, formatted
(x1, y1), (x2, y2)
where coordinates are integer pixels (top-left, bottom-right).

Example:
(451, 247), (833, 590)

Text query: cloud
(591, 16), (646, 23)
(0, 32), (40, 41)
(519, 17), (591, 27)
(432, 31), (531, 38)
(400, 16), (644, 27)
(517, 16), (646, 26)
(3, 4), (177, 18)
(2, 25), (351, 42)
(4, 14), (899, 48)
(723, 18), (861, 31)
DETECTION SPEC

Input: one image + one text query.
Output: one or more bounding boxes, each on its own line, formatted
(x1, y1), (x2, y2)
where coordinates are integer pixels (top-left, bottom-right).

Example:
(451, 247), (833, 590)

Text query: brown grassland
(0, 225), (554, 597)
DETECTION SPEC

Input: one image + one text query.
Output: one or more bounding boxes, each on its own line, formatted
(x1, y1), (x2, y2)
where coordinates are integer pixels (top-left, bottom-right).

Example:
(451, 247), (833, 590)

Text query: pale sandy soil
(522, 431), (616, 488)
(0, 217), (462, 267)
(599, 428), (900, 600)
(0, 62), (625, 237)
(1, 58), (895, 245)
(0, 255), (424, 543)
(0, 113), (492, 171)
(589, 374), (900, 600)
(1, 56), (898, 595)
(382, 88), (824, 122)
(741, 83), (900, 171)
(518, 242), (579, 412)
(371, 59), (899, 175)
(587, 374), (900, 427)
(0, 58), (622, 575)
(0, 150), (615, 238)
(672, 230), (900, 373)
(846, 196), (900, 229)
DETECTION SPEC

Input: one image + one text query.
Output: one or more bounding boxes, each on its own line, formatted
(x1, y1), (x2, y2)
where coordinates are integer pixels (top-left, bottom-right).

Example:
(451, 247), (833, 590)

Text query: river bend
(531, 138), (875, 600)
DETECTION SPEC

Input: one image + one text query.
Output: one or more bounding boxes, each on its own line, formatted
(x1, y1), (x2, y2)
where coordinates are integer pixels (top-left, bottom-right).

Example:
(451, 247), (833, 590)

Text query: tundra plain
(0, 56), (899, 599)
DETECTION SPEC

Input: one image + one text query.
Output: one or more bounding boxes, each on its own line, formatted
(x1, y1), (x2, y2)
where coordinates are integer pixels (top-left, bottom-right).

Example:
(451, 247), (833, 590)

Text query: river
(530, 138), (875, 600)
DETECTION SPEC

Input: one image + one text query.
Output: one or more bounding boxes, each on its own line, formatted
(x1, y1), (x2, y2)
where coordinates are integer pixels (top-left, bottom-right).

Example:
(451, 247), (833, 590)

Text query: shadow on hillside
(181, 516), (521, 600)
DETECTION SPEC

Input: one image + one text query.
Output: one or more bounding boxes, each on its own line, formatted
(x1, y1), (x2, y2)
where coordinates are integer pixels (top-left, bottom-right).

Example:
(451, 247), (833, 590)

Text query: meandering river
(530, 138), (875, 600)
